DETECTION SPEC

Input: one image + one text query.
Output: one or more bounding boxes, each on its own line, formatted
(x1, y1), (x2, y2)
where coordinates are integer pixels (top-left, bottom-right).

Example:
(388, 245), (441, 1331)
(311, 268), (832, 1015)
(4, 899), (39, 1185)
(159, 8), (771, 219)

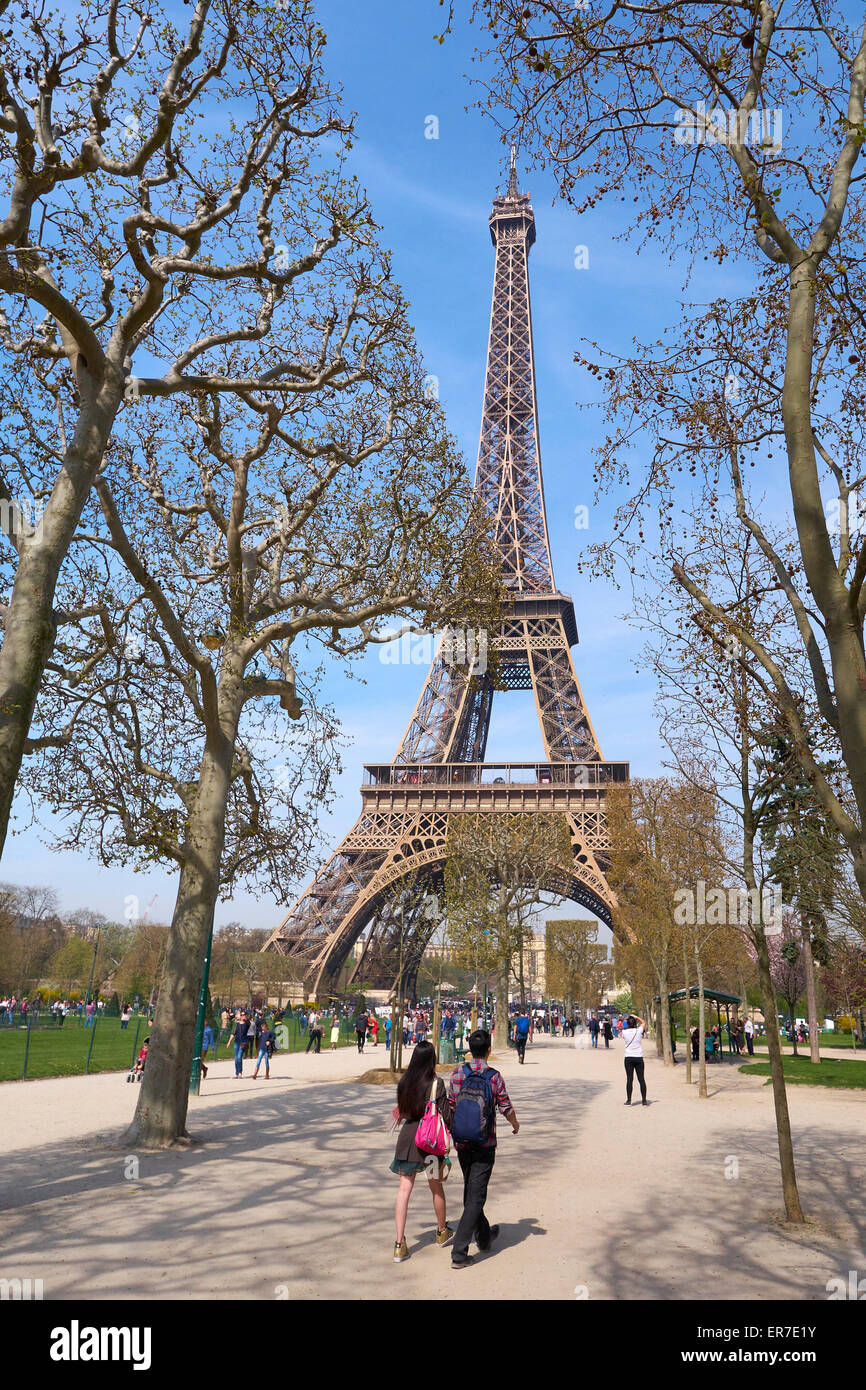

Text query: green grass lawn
(751, 1033), (860, 1052)
(0, 1017), (149, 1081)
(0, 1014), (360, 1081)
(739, 1055), (866, 1090)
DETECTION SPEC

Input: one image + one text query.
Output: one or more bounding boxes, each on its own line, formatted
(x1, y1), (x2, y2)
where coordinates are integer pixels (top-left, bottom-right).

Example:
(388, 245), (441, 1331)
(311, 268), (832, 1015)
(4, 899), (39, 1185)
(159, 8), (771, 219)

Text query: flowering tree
(820, 936), (866, 1047)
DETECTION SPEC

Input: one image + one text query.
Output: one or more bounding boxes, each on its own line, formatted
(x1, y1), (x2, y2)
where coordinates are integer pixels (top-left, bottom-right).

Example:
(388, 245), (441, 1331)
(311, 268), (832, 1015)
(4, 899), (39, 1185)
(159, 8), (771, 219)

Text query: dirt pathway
(1, 1036), (863, 1300)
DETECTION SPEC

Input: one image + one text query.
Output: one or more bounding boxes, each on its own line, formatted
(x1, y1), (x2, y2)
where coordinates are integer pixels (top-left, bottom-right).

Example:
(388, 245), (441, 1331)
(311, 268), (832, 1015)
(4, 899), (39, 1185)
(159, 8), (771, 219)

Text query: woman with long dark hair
(622, 1013), (649, 1106)
(390, 1040), (452, 1262)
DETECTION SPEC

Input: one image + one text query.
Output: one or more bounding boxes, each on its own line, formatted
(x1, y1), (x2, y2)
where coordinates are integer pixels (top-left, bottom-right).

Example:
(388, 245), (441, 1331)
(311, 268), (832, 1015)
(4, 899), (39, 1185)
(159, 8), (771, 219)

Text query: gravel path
(1, 1035), (863, 1300)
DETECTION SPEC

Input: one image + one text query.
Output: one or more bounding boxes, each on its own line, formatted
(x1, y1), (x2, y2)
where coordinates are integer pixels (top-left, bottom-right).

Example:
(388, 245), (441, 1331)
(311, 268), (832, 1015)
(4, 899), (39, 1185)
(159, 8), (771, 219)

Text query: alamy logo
(673, 880), (783, 934)
(0, 1277), (43, 1300)
(49, 1321), (152, 1370)
(0, 496), (46, 542)
(380, 628), (488, 676)
(674, 102), (783, 151)
(826, 1270), (866, 1300)
(824, 491), (864, 536)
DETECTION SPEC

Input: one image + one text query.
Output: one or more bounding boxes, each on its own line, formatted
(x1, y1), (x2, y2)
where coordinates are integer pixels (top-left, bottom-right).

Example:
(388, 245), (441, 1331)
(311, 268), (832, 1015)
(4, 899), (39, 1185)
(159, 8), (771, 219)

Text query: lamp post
(189, 918), (214, 1096)
(390, 904), (405, 1073)
(84, 925), (102, 1011)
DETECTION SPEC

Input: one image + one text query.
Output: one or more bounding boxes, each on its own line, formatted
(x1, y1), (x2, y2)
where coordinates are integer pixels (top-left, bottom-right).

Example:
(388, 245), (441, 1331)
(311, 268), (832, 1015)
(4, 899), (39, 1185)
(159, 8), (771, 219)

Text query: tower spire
(508, 142), (519, 197)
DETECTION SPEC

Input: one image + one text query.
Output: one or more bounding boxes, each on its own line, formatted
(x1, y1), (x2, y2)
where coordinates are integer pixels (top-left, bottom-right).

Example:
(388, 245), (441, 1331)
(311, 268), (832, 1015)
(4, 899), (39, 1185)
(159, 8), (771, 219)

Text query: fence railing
(0, 1009), (360, 1081)
(0, 1011), (151, 1081)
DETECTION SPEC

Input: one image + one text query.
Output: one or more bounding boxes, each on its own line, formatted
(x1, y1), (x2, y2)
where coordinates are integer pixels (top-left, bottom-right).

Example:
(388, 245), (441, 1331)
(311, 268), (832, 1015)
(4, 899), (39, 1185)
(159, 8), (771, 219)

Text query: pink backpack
(415, 1076), (451, 1158)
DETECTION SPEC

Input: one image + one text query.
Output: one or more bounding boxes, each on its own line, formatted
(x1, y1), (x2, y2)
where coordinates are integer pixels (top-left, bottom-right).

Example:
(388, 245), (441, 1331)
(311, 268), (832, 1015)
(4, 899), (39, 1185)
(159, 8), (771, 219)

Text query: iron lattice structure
(262, 161), (628, 997)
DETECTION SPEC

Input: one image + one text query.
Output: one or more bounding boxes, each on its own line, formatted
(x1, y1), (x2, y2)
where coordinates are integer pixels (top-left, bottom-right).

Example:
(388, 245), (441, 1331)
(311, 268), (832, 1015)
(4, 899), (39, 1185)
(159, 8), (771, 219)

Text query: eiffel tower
(262, 155), (628, 998)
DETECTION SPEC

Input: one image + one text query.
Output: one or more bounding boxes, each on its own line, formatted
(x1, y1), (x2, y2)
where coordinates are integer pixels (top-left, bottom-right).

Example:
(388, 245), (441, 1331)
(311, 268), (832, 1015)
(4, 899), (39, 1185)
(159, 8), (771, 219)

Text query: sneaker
(451, 1254), (474, 1269)
(624, 1100), (631, 1105)
(435, 1226), (453, 1247)
(642, 1099), (650, 1106)
(393, 1240), (409, 1263)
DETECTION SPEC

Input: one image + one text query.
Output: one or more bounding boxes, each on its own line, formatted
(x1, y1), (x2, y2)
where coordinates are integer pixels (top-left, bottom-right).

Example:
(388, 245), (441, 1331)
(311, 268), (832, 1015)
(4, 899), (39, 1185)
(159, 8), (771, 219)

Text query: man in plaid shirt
(447, 1029), (520, 1268)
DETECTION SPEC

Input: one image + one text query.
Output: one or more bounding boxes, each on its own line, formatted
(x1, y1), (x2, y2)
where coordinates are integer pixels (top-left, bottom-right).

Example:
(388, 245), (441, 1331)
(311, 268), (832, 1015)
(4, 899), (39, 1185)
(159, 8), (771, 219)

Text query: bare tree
(27, 332), (494, 1145)
(444, 813), (572, 1051)
(0, 0), (356, 854)
(450, 1), (866, 904)
(546, 920), (607, 1020)
(635, 529), (812, 1221)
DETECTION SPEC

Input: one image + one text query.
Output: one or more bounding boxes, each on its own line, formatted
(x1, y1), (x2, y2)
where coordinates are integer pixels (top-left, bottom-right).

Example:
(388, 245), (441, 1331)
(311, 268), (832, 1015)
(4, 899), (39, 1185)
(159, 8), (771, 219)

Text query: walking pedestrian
(391, 1041), (453, 1262)
(330, 1015), (341, 1051)
(588, 1014), (599, 1048)
(744, 1017), (755, 1056)
(514, 1007), (531, 1064)
(447, 1029), (519, 1269)
(202, 1019), (215, 1057)
(622, 1013), (649, 1106)
(356, 1009), (369, 1053)
(228, 1010), (250, 1078)
(305, 1008), (322, 1054)
(253, 1018), (275, 1078)
(602, 1016), (613, 1049)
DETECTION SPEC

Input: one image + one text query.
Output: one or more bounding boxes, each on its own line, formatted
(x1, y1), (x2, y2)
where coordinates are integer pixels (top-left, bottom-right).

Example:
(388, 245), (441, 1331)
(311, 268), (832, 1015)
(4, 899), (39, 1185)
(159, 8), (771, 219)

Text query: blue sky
(5, 0), (752, 940)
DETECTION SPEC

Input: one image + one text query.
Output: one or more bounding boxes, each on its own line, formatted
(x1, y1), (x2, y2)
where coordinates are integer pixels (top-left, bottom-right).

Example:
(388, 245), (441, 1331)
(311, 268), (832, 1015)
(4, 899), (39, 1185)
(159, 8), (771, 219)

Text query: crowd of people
(0, 995), (153, 1027)
(689, 1016), (761, 1059)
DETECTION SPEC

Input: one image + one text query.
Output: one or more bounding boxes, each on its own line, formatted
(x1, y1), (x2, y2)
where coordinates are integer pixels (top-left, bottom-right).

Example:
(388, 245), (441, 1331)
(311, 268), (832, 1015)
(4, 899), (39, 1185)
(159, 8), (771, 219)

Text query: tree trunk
(783, 267), (866, 906)
(494, 956), (509, 1052)
(754, 925), (805, 1222)
(657, 956), (673, 1065)
(122, 689), (236, 1147)
(695, 945), (707, 1099)
(737, 961), (749, 1029)
(801, 929), (821, 1065)
(682, 940), (692, 1087)
(0, 394), (118, 858)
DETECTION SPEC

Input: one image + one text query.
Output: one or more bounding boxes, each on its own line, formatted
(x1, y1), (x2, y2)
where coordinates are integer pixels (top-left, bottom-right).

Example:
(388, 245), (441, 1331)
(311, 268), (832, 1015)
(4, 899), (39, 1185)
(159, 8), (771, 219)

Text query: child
(390, 1041), (452, 1262)
(128, 1038), (149, 1082)
(330, 1016), (341, 1051)
(252, 1020), (275, 1079)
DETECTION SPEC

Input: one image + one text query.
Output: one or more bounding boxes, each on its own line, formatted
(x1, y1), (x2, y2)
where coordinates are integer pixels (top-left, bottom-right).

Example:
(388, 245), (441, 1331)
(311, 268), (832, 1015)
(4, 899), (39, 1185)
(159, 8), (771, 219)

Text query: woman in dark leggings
(622, 1013), (649, 1106)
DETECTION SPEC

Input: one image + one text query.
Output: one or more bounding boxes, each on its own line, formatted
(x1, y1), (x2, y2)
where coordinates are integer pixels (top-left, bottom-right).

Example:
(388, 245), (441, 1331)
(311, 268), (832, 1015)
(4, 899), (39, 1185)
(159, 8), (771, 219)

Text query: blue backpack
(515, 1015), (530, 1037)
(451, 1064), (496, 1143)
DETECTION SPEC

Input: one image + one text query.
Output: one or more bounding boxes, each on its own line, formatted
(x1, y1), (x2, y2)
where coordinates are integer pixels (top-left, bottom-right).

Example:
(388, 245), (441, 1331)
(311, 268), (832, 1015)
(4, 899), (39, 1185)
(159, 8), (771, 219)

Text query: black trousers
(625, 1056), (647, 1101)
(515, 1033), (527, 1062)
(305, 1028), (321, 1053)
(356, 1030), (366, 1052)
(453, 1146), (495, 1258)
